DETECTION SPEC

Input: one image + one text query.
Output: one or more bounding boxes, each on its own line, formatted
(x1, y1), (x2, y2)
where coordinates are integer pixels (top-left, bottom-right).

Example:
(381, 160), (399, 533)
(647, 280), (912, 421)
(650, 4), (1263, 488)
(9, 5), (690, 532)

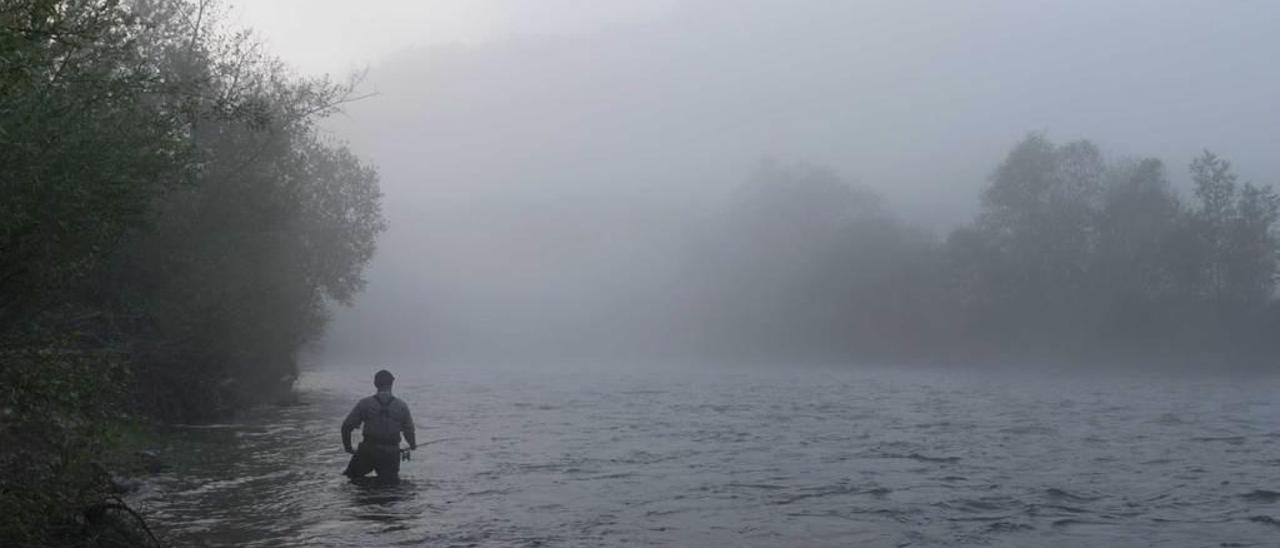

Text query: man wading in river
(342, 370), (417, 484)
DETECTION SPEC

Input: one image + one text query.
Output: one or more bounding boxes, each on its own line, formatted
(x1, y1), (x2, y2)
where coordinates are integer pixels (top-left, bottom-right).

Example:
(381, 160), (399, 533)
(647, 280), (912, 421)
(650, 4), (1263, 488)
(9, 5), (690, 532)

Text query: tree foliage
(0, 1), (383, 544)
(0, 0), (189, 326)
(693, 136), (1280, 366)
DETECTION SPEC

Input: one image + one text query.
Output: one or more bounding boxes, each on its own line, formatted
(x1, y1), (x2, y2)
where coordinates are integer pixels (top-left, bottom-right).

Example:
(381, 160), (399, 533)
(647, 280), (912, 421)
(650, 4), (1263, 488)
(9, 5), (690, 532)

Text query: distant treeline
(1, 1), (382, 543)
(694, 137), (1280, 367)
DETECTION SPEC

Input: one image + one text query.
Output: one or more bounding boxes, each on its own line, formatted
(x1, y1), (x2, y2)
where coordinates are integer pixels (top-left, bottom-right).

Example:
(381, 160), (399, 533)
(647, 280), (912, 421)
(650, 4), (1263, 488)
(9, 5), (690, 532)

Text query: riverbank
(0, 349), (284, 548)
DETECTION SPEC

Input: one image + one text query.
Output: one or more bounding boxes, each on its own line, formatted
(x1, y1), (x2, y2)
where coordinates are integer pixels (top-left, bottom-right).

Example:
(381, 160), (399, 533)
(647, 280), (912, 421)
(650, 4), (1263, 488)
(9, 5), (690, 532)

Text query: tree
(694, 160), (883, 358)
(1227, 181), (1280, 304)
(954, 134), (1105, 350)
(0, 0), (189, 332)
(1189, 150), (1238, 300)
(1094, 158), (1181, 301)
(1, 1), (386, 542)
(1188, 150), (1280, 306)
(100, 1), (385, 419)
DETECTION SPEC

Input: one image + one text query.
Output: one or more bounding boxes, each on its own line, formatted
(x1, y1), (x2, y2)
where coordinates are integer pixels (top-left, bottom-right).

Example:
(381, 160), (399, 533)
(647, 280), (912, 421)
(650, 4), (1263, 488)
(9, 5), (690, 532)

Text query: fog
(306, 0), (1280, 367)
(16, 1), (1280, 545)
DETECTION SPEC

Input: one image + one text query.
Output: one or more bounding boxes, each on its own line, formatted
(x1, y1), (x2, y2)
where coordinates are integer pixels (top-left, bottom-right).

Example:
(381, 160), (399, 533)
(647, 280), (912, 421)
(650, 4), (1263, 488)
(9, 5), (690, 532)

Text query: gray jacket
(342, 390), (416, 449)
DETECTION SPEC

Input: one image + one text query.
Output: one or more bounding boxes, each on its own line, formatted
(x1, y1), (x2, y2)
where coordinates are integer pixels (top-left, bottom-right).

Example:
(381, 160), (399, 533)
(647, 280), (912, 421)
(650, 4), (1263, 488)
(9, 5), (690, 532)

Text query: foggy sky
(278, 1), (1280, 363)
(232, 0), (677, 75)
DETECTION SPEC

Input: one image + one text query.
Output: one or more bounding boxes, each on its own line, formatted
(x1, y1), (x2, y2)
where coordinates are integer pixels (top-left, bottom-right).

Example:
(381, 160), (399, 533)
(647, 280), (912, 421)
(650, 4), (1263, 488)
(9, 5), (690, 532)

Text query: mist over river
(129, 363), (1280, 547)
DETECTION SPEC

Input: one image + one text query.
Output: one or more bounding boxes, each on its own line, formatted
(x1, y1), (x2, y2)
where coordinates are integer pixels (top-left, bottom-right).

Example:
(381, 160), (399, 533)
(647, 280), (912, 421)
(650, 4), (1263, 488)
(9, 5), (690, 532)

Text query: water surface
(131, 363), (1280, 546)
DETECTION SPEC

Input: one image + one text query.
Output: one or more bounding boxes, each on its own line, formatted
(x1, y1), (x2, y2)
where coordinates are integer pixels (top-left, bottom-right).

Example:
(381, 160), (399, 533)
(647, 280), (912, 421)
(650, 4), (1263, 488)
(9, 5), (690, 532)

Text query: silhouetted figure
(342, 370), (416, 484)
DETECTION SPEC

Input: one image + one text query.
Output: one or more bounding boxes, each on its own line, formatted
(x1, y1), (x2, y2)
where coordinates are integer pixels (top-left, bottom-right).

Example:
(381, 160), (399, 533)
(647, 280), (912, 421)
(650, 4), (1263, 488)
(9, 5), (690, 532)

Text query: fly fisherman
(342, 369), (417, 484)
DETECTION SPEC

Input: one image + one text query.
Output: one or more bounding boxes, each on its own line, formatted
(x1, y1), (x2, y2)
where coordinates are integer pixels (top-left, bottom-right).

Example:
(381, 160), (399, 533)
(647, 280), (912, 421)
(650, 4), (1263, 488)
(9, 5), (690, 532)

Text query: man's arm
(401, 404), (417, 450)
(341, 401), (364, 453)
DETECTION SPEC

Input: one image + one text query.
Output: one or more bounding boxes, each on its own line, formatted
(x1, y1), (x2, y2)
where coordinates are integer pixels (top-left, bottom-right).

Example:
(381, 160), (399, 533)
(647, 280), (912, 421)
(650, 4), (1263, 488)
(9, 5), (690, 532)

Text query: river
(128, 362), (1280, 546)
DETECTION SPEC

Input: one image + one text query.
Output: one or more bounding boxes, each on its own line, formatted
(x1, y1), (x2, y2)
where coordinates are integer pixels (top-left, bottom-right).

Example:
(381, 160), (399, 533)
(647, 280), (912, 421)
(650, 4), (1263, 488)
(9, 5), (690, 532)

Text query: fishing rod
(398, 437), (464, 461)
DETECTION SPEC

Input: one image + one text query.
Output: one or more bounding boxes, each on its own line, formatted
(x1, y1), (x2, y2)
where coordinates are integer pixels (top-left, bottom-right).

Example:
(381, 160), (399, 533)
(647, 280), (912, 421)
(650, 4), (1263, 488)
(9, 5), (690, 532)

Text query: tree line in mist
(1, 1), (381, 542)
(693, 136), (1280, 367)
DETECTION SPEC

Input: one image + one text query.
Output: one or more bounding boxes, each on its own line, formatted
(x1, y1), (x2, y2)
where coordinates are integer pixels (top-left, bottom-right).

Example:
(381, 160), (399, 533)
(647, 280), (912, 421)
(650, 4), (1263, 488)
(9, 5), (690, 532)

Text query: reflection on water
(130, 363), (1280, 546)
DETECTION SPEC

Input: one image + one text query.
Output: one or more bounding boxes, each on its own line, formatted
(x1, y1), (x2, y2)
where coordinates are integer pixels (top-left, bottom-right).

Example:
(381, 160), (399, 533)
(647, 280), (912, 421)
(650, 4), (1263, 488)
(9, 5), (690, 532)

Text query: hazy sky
(239, 0), (1280, 224)
(238, 1), (1280, 362)
(232, 0), (677, 75)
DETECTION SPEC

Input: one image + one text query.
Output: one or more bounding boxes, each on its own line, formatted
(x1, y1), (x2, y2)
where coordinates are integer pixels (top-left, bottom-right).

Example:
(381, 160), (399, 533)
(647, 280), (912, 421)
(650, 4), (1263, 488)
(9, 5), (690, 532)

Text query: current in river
(129, 362), (1280, 546)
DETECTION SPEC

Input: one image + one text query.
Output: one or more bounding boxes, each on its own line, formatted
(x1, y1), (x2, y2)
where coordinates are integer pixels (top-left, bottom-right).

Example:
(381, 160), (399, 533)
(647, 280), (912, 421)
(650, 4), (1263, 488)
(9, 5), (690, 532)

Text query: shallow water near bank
(130, 362), (1280, 546)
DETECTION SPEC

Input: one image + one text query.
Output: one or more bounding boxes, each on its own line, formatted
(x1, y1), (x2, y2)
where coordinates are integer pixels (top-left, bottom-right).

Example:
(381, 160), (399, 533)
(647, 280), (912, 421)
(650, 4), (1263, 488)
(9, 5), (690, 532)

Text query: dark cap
(374, 369), (395, 388)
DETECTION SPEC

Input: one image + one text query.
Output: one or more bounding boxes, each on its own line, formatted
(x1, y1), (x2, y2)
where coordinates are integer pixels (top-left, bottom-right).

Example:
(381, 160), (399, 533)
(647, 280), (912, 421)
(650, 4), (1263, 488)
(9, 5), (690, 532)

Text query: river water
(129, 362), (1280, 547)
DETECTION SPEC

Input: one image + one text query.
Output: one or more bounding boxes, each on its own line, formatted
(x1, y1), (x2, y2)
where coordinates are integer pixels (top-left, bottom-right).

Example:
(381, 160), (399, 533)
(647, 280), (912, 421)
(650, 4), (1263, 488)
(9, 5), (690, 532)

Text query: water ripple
(130, 364), (1280, 546)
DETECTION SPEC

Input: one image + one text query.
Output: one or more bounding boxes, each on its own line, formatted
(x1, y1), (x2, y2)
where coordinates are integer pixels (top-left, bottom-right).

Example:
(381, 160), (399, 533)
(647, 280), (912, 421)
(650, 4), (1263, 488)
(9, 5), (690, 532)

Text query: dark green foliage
(0, 0), (190, 326)
(0, 347), (134, 547)
(1, 0), (383, 544)
(106, 23), (384, 417)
